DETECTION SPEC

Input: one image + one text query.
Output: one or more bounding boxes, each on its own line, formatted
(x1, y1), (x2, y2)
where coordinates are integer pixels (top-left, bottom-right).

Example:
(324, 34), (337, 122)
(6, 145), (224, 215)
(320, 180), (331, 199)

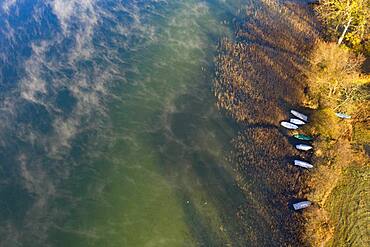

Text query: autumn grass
(300, 41), (369, 246)
(325, 165), (369, 246)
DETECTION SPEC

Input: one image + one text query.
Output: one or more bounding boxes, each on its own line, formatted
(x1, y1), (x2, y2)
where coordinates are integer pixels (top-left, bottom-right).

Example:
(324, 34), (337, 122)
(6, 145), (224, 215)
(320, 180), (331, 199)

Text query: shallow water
(0, 0), (274, 246)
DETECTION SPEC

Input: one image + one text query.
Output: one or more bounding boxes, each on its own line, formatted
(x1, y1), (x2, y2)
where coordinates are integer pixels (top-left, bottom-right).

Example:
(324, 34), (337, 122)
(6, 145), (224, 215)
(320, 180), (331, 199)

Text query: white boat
(281, 121), (299, 130)
(293, 160), (313, 169)
(293, 201), (311, 210)
(290, 110), (308, 122)
(290, 118), (306, 125)
(335, 112), (351, 119)
(295, 144), (313, 151)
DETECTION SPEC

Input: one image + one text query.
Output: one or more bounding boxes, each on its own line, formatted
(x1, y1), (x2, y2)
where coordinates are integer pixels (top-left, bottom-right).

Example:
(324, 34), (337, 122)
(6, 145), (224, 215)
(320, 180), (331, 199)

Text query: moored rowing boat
(290, 118), (306, 125)
(290, 110), (308, 122)
(335, 112), (351, 119)
(293, 134), (313, 141)
(281, 121), (299, 130)
(293, 201), (311, 210)
(295, 144), (313, 151)
(293, 160), (313, 169)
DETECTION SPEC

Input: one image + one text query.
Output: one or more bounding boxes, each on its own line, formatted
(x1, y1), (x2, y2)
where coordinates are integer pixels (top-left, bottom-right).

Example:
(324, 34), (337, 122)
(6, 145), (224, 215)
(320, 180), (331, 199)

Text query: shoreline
(214, 0), (368, 245)
(214, 0), (318, 245)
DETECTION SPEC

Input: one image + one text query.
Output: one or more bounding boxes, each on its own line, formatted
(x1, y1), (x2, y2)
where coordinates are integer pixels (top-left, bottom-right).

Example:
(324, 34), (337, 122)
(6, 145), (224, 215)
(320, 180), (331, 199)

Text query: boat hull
(293, 134), (313, 141)
(281, 121), (299, 130)
(295, 144), (313, 151)
(290, 110), (308, 121)
(294, 160), (313, 169)
(335, 112), (351, 119)
(290, 118), (306, 125)
(293, 201), (311, 210)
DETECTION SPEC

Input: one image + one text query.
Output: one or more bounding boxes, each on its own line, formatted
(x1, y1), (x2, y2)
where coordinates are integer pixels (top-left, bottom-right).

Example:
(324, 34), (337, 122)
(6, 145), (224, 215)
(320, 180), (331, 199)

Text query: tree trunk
(338, 17), (352, 45)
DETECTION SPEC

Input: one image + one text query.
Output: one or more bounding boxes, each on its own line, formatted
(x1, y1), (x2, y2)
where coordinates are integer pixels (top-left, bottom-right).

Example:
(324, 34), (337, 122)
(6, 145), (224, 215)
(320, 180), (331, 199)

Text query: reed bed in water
(214, 0), (319, 246)
(231, 127), (308, 245)
(214, 0), (318, 125)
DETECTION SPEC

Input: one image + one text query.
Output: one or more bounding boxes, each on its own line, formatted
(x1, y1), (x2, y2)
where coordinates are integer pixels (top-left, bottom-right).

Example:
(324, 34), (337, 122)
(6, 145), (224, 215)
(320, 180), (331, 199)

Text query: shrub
(306, 41), (367, 113)
(304, 108), (341, 139)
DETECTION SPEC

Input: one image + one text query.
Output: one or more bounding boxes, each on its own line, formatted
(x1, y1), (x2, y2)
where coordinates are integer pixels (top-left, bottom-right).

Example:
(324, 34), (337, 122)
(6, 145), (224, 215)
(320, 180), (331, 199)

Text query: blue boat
(335, 112), (351, 119)
(293, 201), (311, 210)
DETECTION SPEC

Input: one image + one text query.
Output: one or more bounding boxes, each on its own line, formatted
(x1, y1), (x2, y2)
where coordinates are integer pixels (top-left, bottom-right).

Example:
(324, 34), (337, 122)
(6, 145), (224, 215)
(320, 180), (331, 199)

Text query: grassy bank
(298, 1), (369, 244)
(298, 40), (369, 246)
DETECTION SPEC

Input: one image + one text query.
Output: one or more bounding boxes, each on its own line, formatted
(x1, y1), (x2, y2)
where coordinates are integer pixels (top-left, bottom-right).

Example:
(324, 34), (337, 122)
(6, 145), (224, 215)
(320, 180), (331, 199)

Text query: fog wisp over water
(0, 0), (297, 246)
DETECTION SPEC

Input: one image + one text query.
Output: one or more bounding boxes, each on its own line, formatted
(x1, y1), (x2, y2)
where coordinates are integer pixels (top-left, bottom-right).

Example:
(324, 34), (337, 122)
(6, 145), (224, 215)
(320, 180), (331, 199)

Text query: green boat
(293, 134), (313, 141)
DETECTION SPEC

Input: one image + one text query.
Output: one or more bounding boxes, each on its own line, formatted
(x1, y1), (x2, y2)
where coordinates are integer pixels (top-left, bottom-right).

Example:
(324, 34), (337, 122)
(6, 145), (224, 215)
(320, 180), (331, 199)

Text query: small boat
(290, 118), (306, 125)
(293, 201), (311, 210)
(281, 121), (299, 130)
(293, 134), (313, 141)
(296, 144), (313, 151)
(335, 112), (351, 119)
(290, 110), (308, 122)
(293, 160), (313, 169)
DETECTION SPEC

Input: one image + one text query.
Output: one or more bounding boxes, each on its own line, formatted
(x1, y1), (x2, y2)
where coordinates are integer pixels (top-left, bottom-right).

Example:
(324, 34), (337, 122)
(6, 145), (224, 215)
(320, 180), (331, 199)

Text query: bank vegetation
(300, 40), (369, 246)
(300, 0), (369, 245)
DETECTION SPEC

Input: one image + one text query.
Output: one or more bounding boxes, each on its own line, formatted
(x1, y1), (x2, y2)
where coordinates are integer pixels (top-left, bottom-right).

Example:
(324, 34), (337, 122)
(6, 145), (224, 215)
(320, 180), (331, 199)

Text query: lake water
(0, 0), (277, 246)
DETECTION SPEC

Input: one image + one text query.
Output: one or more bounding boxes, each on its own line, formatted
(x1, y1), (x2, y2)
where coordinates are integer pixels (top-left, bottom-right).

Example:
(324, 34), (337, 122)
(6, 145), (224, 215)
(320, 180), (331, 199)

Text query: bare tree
(315, 0), (369, 47)
(307, 41), (368, 115)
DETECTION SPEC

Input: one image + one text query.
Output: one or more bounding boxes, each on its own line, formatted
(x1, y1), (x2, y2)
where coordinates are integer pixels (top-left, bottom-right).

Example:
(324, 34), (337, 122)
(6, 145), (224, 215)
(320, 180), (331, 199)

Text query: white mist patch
(19, 154), (56, 198)
(54, 0), (98, 63)
(1, 0), (17, 13)
(0, 10), (113, 246)
(0, 19), (16, 49)
(50, 118), (78, 153)
(104, 1), (161, 51)
(6, 0), (110, 157)
(17, 153), (57, 245)
(20, 42), (48, 103)
(165, 1), (210, 59)
(50, 0), (96, 33)
(0, 0), (214, 245)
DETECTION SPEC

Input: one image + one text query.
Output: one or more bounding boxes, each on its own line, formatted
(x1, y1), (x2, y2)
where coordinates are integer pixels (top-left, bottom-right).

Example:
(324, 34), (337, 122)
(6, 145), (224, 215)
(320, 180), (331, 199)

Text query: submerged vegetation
(214, 0), (369, 246)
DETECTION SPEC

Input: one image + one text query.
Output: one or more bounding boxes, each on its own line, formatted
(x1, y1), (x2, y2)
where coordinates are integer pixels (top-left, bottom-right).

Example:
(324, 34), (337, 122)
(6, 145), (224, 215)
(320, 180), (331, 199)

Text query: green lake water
(0, 0), (274, 246)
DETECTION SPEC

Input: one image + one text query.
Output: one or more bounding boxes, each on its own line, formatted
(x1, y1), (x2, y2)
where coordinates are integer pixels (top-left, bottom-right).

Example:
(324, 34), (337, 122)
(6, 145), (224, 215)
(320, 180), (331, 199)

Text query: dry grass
(302, 206), (334, 247)
(300, 37), (369, 247)
(300, 109), (369, 246)
(305, 139), (353, 205)
(353, 121), (370, 145)
(326, 164), (370, 247)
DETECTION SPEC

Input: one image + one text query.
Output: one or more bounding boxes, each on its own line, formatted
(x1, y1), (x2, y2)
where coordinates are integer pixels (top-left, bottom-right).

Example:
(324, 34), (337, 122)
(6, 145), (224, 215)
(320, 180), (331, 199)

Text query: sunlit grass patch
(352, 122), (370, 145)
(325, 165), (369, 247)
(303, 108), (341, 140)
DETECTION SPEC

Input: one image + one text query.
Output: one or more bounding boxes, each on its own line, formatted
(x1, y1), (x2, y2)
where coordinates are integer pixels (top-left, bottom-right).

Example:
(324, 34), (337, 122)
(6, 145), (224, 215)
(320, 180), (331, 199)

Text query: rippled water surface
(0, 0), (263, 246)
